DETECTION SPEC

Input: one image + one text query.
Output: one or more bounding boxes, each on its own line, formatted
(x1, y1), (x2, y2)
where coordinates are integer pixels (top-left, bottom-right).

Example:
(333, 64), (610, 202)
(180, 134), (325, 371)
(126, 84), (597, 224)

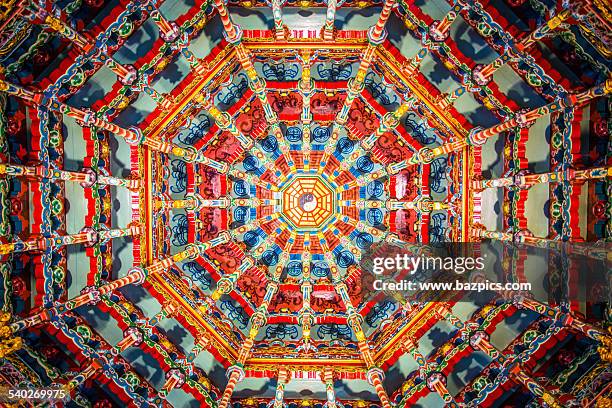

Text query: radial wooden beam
(322, 0), (338, 39)
(7, 235), (228, 333)
(217, 234), (296, 408)
(319, 238), (392, 408)
(318, 0), (397, 173)
(0, 226), (140, 255)
(24, 2), (173, 108)
(0, 164), (139, 189)
(298, 51), (315, 171)
(212, 0), (296, 171)
(391, 79), (611, 170)
(472, 166), (611, 190)
(271, 0), (288, 40)
(0, 80), (279, 192)
(329, 95), (415, 182)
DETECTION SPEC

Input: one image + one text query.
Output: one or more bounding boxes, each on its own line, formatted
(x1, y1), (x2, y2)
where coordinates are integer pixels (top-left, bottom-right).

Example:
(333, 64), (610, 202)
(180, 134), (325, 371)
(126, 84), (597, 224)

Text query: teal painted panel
(115, 92), (156, 127)
(418, 0), (451, 20)
(450, 17), (497, 64)
(445, 350), (491, 396)
(525, 115), (551, 173)
(481, 132), (504, 179)
(67, 246), (89, 298)
(63, 116), (87, 171)
(159, 0), (194, 21)
(489, 309), (537, 350)
(158, 317), (196, 351)
(387, 14), (421, 57)
(420, 319), (456, 357)
(108, 133), (133, 178)
(420, 53), (460, 94)
(188, 20), (223, 59)
(415, 391), (446, 408)
(166, 388), (198, 408)
(111, 186), (134, 230)
(112, 239), (135, 281)
(337, 7), (384, 30)
(229, 7), (273, 30)
(390, 351), (419, 378)
(78, 306), (125, 346)
(283, 8), (326, 30)
(64, 182), (86, 234)
(480, 186), (505, 231)
(453, 91), (499, 128)
(492, 64), (545, 109)
(68, 65), (118, 109)
(114, 19), (161, 65)
(193, 350), (227, 389)
(151, 54), (192, 93)
(122, 346), (166, 388)
(234, 377), (276, 398)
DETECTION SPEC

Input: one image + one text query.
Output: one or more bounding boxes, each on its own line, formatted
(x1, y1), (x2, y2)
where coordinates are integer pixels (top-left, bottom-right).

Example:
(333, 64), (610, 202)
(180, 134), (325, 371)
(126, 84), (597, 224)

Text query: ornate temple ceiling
(0, 0), (610, 407)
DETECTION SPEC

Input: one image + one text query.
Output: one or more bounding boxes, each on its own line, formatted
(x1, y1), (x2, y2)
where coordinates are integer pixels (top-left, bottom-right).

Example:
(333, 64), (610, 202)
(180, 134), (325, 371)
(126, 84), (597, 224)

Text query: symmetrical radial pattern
(0, 0), (610, 407)
(280, 174), (336, 230)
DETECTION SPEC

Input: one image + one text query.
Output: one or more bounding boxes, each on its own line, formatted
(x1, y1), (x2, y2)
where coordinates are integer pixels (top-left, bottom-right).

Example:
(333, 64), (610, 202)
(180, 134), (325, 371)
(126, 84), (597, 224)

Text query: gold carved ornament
(0, 311), (21, 358)
(596, 397), (612, 408)
(597, 327), (612, 364)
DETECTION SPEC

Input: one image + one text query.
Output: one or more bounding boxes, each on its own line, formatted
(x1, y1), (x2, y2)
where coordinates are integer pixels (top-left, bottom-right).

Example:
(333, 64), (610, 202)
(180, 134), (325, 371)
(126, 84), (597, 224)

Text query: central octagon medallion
(280, 174), (336, 231)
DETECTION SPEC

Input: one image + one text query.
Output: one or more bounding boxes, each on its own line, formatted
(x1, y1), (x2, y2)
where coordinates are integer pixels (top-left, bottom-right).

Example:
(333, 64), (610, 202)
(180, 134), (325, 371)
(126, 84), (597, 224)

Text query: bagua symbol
(299, 193), (317, 212)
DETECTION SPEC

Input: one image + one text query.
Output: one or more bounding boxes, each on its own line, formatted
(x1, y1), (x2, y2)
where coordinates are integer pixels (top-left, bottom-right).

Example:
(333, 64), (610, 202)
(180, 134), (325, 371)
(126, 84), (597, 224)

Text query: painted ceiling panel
(0, 0), (609, 407)
(450, 18), (497, 65)
(68, 65), (119, 109)
(114, 19), (161, 65)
